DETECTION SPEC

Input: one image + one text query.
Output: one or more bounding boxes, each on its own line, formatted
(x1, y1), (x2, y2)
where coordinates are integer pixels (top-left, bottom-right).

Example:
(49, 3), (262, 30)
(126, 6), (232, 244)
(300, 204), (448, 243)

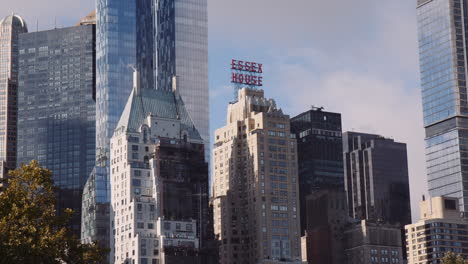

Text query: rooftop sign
(231, 59), (263, 87)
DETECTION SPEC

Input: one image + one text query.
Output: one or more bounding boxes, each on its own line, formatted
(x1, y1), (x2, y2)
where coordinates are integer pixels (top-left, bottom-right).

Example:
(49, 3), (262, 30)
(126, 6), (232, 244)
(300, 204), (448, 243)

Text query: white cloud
(209, 0), (426, 221)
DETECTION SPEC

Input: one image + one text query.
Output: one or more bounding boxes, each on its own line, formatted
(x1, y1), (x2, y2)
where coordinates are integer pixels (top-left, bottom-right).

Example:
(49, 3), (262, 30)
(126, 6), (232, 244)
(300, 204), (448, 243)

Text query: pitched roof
(116, 88), (202, 141)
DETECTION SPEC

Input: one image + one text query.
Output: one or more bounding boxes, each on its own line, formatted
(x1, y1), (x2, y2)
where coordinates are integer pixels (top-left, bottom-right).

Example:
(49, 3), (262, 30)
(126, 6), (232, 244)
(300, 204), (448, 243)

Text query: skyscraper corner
(416, 0), (468, 213)
(0, 14), (28, 187)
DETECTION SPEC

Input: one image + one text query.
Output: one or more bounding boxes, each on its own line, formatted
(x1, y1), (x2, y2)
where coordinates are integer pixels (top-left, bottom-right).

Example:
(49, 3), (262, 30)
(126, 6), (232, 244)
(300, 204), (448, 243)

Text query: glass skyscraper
(84, 0), (210, 250)
(82, 0), (155, 248)
(155, 0), (209, 158)
(0, 15), (27, 184)
(95, 0), (154, 158)
(417, 0), (468, 212)
(17, 24), (96, 234)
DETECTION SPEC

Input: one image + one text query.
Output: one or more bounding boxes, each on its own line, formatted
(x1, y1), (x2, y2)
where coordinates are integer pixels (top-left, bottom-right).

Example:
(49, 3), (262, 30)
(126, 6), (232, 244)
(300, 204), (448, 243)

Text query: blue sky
(2, 0), (426, 220)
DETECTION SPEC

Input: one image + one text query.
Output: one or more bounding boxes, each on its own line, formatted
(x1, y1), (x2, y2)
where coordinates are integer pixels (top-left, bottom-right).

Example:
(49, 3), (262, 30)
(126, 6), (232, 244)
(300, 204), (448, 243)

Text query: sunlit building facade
(212, 88), (302, 264)
(109, 72), (215, 264)
(405, 196), (468, 264)
(0, 14), (27, 185)
(417, 0), (468, 212)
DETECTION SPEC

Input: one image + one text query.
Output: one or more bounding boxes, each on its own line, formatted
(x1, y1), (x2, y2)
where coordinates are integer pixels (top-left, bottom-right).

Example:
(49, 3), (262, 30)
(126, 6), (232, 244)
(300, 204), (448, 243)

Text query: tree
(442, 251), (468, 264)
(0, 160), (108, 264)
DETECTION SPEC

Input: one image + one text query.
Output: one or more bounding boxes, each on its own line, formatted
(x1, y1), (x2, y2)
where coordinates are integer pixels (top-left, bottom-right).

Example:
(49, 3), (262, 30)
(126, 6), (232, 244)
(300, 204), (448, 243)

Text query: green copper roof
(116, 88), (202, 141)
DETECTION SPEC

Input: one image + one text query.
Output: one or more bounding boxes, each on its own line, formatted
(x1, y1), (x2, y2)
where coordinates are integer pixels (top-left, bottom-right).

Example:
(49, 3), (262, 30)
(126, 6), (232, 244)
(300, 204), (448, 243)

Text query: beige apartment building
(405, 196), (468, 264)
(212, 88), (302, 264)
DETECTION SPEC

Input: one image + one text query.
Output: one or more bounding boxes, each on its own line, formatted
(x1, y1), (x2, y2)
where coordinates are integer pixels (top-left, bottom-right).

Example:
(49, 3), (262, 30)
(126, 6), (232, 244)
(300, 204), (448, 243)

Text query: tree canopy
(0, 160), (108, 264)
(442, 251), (468, 264)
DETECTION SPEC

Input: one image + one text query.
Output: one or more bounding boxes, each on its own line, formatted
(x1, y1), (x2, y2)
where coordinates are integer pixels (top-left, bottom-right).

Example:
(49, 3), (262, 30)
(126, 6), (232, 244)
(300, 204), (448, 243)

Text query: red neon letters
(232, 73), (263, 86)
(231, 60), (263, 73)
(231, 59), (263, 86)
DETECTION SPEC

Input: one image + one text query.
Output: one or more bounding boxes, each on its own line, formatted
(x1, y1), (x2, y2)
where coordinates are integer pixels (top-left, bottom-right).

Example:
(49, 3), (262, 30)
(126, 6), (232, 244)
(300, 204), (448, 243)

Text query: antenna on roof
(54, 17), (57, 29)
(36, 19), (38, 32)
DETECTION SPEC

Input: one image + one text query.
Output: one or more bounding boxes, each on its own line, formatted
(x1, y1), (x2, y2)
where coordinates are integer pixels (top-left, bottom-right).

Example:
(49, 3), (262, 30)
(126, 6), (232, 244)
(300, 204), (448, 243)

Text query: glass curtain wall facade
(290, 108), (344, 235)
(155, 0), (209, 159)
(95, 0), (154, 158)
(83, 0), (155, 249)
(17, 25), (96, 235)
(0, 15), (27, 184)
(417, 0), (468, 212)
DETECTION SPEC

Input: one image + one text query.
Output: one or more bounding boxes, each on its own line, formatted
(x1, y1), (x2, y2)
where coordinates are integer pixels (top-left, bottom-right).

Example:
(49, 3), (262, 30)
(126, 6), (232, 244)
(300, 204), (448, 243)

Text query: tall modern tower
(95, 0), (154, 162)
(0, 14), (27, 186)
(417, 0), (468, 212)
(17, 23), (96, 235)
(82, 0), (155, 248)
(290, 107), (344, 235)
(154, 0), (210, 159)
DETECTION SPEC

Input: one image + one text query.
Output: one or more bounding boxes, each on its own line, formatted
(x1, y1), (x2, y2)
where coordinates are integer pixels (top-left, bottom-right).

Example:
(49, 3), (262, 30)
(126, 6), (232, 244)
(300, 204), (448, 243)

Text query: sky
(1, 0), (426, 220)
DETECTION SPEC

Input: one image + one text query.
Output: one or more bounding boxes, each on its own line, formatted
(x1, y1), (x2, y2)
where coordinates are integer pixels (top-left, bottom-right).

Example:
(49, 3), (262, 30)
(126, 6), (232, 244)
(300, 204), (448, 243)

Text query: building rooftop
(76, 11), (96, 26)
(115, 76), (202, 141)
(0, 14), (28, 31)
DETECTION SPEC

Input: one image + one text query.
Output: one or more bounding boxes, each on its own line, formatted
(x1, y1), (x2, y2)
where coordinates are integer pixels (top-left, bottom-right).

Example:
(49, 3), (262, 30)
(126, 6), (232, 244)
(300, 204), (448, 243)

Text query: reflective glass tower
(17, 24), (96, 235)
(82, 0), (155, 248)
(0, 15), (27, 185)
(95, 0), (154, 159)
(155, 0), (209, 159)
(417, 0), (468, 212)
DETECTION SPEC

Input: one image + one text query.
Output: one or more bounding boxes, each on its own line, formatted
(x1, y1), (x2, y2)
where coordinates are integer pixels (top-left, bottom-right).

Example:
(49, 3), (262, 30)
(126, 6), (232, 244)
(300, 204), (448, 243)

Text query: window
(276, 123), (285, 129)
(445, 199), (457, 210)
(132, 179), (141, 186)
(148, 223), (154, 229)
(164, 222), (171, 230)
(176, 223), (181, 230)
(132, 145), (139, 151)
(134, 188), (141, 195)
(137, 222), (144, 229)
(132, 153), (139, 160)
(186, 224), (193, 232)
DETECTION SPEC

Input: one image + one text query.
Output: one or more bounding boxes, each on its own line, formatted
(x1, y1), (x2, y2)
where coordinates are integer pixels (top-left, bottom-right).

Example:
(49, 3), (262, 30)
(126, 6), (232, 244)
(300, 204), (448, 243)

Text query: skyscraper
(212, 88), (302, 264)
(17, 23), (96, 234)
(343, 132), (412, 226)
(109, 71), (215, 264)
(95, 0), (154, 162)
(0, 14), (27, 186)
(154, 0), (210, 159)
(290, 107), (344, 234)
(417, 0), (468, 212)
(82, 0), (155, 247)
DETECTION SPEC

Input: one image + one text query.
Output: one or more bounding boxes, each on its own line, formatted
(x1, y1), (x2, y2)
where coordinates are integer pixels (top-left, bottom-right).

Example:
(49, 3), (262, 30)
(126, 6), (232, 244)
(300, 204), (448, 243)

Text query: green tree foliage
(0, 160), (108, 264)
(442, 251), (468, 264)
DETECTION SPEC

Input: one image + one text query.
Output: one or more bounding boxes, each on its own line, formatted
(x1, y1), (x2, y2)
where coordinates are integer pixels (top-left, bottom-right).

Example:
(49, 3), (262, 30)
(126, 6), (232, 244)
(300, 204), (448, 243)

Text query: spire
(133, 68), (140, 96)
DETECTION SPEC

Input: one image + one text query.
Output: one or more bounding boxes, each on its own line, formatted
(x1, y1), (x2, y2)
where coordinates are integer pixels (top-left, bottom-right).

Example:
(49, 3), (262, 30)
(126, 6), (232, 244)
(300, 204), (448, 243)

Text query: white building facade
(110, 73), (209, 264)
